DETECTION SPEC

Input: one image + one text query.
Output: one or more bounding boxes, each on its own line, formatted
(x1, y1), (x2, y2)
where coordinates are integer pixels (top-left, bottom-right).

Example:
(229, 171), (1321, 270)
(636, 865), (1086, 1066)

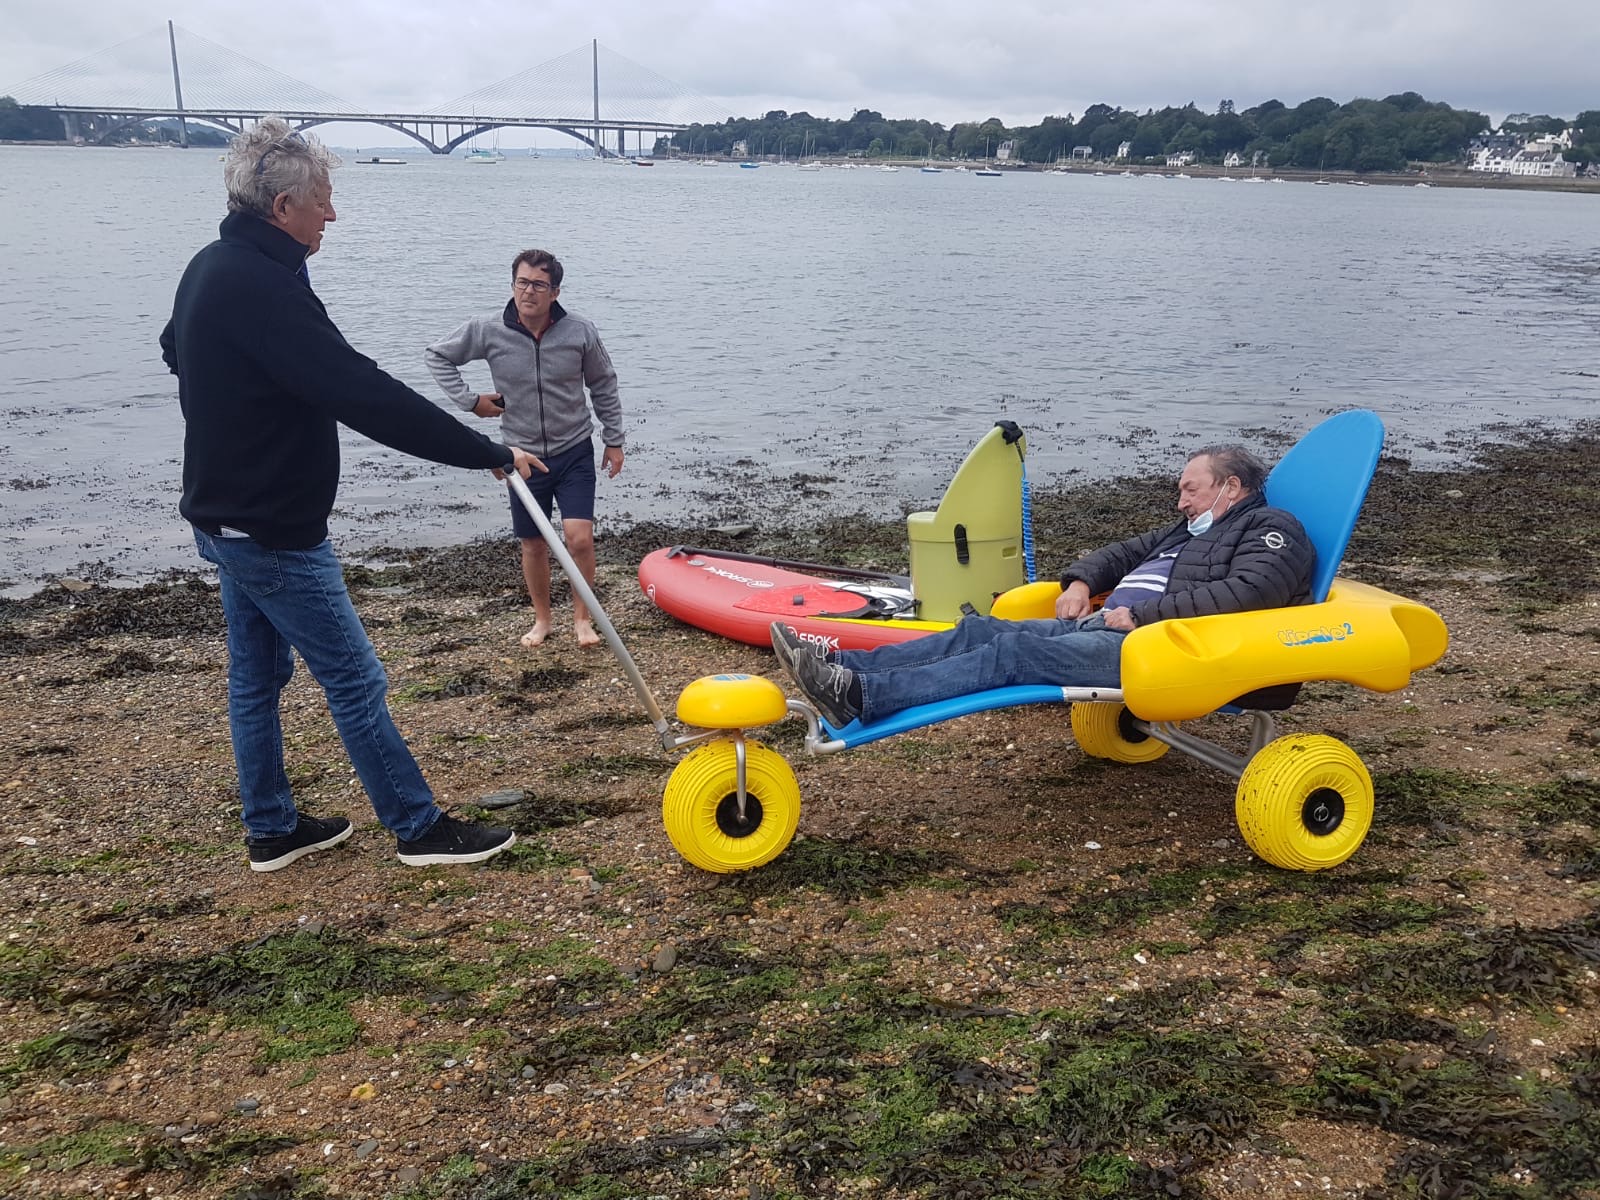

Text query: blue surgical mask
(1187, 489), (1230, 536)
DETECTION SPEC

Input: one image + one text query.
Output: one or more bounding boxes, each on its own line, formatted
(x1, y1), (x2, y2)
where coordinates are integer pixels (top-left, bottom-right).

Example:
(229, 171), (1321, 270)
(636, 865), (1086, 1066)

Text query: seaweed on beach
(1352, 422), (1600, 601)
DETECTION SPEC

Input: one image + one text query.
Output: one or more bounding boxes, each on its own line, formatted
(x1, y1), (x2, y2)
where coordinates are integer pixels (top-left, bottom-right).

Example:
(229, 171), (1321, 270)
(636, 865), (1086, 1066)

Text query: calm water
(2, 146), (1598, 587)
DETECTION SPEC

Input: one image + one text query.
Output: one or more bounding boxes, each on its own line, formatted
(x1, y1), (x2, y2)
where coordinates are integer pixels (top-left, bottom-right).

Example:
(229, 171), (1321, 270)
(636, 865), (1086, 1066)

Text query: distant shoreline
(1018, 162), (1600, 193)
(817, 158), (1600, 193)
(5, 139), (1594, 193)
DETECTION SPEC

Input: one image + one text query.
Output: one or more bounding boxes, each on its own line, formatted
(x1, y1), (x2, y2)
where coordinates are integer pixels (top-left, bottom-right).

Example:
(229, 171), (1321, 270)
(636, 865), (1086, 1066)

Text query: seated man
(771, 444), (1316, 728)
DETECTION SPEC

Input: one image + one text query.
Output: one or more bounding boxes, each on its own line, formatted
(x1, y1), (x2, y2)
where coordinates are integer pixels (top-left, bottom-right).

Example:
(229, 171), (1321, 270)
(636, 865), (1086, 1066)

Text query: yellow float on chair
(675, 674), (789, 729)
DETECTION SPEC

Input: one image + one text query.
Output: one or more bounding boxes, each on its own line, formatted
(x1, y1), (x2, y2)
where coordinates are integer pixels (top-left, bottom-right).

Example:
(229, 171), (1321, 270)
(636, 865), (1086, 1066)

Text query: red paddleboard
(638, 547), (954, 652)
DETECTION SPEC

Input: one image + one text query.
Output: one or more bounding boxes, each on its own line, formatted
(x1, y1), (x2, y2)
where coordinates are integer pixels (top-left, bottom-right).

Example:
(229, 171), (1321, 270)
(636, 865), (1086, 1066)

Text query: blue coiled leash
(995, 421), (1037, 584)
(1020, 453), (1036, 583)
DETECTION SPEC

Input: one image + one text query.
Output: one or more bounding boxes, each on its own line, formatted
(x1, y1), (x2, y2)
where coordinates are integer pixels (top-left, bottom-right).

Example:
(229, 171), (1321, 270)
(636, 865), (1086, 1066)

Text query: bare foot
(519, 622), (550, 648)
(574, 619), (602, 648)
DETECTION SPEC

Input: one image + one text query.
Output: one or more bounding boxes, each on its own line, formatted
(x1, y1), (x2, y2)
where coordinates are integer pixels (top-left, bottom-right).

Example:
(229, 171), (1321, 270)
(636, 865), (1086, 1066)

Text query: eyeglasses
(254, 132), (306, 177)
(513, 278), (554, 294)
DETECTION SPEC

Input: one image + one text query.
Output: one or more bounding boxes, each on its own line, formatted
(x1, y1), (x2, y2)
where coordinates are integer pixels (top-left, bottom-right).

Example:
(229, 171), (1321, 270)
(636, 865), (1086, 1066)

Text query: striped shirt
(1103, 548), (1180, 610)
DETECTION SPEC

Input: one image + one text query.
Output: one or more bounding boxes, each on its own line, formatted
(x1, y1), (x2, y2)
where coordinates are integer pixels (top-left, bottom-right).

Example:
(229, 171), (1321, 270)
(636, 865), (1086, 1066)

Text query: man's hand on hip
(472, 394), (505, 418)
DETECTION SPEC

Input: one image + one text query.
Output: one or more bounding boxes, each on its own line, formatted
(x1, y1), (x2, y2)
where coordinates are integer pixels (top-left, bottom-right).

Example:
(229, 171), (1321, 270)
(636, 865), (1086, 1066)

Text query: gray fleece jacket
(424, 299), (623, 458)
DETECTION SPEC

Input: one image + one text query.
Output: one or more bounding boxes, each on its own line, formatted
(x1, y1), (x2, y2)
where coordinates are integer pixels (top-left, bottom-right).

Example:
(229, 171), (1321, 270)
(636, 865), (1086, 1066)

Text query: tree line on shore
(7, 91), (1596, 172)
(668, 95), (1600, 172)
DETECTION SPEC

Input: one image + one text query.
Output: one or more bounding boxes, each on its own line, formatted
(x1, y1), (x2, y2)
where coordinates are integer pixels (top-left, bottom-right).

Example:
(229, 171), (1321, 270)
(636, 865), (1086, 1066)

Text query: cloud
(3, 0), (1595, 130)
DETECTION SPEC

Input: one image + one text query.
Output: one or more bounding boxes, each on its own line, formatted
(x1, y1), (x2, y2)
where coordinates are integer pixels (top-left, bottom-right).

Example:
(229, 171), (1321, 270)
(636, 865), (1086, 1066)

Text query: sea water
(2, 147), (1597, 586)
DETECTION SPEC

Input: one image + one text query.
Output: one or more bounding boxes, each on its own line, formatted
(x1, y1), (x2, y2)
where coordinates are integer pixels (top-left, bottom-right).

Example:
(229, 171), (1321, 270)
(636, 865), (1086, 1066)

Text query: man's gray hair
(223, 117), (341, 219)
(1189, 444), (1268, 493)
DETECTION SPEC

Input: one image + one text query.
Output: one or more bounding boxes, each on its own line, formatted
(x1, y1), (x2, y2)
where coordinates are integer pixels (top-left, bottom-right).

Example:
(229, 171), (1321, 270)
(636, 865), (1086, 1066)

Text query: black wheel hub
(1302, 788), (1345, 836)
(715, 792), (765, 839)
(1116, 706), (1150, 744)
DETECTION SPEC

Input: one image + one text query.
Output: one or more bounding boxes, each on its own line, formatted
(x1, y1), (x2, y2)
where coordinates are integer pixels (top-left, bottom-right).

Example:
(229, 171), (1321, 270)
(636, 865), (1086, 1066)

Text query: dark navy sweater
(160, 212), (513, 549)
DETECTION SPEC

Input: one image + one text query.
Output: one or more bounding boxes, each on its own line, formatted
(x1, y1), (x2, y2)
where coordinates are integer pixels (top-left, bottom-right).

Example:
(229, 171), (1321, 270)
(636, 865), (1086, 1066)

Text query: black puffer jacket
(1061, 493), (1316, 627)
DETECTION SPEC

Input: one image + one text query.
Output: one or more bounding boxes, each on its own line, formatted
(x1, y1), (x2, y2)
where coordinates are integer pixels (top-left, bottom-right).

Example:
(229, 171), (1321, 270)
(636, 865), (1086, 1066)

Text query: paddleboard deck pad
(639, 547), (954, 651)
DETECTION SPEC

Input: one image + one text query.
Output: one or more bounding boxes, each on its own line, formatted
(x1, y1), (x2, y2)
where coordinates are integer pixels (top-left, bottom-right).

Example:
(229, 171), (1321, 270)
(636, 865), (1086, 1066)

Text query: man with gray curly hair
(218, 120), (342, 264)
(161, 119), (543, 873)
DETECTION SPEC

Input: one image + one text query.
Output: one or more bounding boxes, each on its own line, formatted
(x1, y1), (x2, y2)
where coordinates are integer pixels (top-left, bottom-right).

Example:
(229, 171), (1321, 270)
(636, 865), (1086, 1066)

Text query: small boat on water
(464, 148), (504, 164)
(739, 161), (760, 169)
(974, 137), (1003, 177)
(632, 157), (654, 166)
(358, 156), (406, 165)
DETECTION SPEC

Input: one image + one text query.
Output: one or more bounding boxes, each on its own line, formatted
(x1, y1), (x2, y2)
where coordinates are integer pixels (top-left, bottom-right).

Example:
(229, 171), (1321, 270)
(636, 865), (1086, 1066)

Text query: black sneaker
(769, 621), (831, 683)
(396, 814), (516, 866)
(791, 649), (861, 729)
(247, 814), (353, 873)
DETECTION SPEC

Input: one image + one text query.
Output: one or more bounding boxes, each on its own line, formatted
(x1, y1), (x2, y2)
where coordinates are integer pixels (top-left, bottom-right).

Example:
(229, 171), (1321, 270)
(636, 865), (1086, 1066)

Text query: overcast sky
(4, 0), (1596, 146)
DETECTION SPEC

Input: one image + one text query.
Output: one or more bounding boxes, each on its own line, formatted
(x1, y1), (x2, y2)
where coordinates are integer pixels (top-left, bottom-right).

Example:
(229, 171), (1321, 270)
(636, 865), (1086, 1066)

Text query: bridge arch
(78, 113), (245, 145)
(434, 122), (619, 157)
(53, 109), (674, 157)
(295, 119), (441, 154)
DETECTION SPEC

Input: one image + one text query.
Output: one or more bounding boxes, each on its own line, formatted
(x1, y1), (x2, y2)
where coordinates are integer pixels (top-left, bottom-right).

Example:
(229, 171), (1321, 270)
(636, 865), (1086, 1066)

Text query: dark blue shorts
(510, 439), (597, 541)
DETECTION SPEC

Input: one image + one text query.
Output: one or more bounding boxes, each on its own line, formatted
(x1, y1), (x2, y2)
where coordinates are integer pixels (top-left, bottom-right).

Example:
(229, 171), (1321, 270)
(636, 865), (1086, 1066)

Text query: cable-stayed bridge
(4, 24), (730, 155)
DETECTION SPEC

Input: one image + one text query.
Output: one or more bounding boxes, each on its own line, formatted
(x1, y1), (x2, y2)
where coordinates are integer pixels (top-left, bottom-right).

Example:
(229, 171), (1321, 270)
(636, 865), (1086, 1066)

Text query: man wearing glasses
(161, 118), (541, 872)
(426, 250), (624, 650)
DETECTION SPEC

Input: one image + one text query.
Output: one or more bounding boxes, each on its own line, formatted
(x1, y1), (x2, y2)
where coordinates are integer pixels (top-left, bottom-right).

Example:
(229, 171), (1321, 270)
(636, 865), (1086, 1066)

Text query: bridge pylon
(6, 27), (730, 152)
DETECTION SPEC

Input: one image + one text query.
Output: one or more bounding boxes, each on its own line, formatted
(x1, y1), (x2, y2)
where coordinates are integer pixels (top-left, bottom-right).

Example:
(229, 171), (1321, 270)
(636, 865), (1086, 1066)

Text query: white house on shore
(1510, 151), (1577, 177)
(1468, 129), (1577, 177)
(1116, 140), (1132, 159)
(1166, 150), (1195, 167)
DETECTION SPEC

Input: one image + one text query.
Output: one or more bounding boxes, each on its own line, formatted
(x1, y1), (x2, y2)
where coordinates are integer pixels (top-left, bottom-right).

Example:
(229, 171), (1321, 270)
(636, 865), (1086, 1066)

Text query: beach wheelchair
(652, 410), (1449, 874)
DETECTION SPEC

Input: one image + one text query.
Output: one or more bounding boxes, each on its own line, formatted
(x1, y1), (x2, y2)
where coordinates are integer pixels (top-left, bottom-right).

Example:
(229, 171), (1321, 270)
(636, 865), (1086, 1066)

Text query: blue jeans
(194, 529), (443, 842)
(837, 613), (1128, 725)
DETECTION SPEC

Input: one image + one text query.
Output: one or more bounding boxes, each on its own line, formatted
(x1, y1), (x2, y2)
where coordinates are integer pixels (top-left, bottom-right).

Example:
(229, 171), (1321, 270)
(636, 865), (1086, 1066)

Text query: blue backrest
(1262, 410), (1385, 603)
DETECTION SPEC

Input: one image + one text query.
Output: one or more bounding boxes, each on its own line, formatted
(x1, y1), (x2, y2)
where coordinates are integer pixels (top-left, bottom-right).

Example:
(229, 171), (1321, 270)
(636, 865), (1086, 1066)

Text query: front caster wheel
(662, 740), (801, 873)
(1235, 734), (1374, 871)
(1071, 702), (1169, 764)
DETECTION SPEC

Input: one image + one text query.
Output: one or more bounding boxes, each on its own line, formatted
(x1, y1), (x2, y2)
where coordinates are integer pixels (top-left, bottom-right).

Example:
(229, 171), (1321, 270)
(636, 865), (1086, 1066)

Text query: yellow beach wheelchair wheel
(663, 740), (801, 873)
(1071, 702), (1170, 764)
(1235, 734), (1374, 871)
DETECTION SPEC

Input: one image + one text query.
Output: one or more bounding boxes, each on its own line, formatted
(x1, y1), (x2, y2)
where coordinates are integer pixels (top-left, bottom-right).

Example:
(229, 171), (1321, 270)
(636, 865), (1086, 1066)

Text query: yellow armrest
(989, 580), (1064, 621)
(1122, 579), (1449, 721)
